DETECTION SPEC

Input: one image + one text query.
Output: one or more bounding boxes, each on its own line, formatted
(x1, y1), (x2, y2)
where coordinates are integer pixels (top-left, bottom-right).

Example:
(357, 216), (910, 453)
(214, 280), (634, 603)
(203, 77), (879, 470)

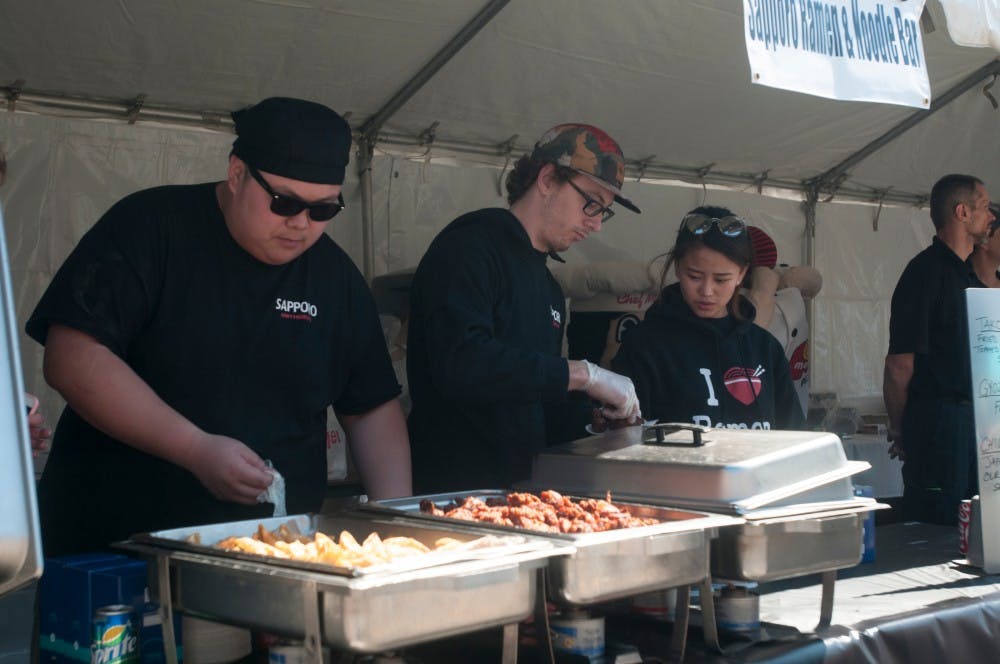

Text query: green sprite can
(90, 604), (140, 664)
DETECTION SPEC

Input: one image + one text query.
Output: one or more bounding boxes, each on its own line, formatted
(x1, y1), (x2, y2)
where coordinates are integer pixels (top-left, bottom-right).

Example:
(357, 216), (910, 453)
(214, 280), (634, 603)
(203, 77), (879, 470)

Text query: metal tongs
(641, 421), (709, 447)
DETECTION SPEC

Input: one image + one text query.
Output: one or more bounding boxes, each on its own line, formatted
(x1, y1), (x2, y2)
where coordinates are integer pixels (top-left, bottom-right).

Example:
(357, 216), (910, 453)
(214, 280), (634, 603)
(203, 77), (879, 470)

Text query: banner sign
(744, 0), (930, 108)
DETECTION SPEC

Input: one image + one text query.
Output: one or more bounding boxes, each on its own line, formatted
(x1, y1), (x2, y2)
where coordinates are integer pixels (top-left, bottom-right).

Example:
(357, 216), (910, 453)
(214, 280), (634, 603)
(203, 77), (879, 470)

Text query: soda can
(91, 605), (140, 664)
(958, 499), (972, 556)
(853, 484), (876, 563)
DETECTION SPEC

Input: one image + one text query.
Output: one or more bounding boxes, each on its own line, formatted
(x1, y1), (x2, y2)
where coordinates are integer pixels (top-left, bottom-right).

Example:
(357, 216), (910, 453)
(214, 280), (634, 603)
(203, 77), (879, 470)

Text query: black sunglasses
(246, 164), (345, 221)
(681, 213), (747, 237)
(566, 179), (615, 223)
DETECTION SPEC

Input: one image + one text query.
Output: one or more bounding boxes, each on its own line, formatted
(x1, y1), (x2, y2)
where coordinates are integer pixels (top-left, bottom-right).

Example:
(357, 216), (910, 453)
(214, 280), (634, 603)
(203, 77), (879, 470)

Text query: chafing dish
(120, 512), (569, 662)
(531, 423), (870, 514)
(365, 490), (742, 605)
(530, 423), (887, 637)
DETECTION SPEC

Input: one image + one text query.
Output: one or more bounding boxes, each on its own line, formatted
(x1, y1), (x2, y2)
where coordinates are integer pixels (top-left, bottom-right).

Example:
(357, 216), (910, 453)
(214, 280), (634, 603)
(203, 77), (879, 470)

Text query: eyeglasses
(246, 164), (345, 221)
(566, 179), (615, 223)
(681, 213), (747, 237)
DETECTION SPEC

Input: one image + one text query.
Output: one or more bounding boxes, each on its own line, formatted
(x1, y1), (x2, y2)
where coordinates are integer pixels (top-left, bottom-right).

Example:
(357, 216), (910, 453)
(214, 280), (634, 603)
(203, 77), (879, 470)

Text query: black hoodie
(612, 283), (805, 430)
(407, 208), (574, 494)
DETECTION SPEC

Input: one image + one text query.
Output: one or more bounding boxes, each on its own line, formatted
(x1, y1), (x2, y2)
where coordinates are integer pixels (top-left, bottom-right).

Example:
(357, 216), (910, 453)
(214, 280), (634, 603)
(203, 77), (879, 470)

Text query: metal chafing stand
(528, 423), (887, 649)
(121, 512), (572, 664)
(366, 491), (742, 660)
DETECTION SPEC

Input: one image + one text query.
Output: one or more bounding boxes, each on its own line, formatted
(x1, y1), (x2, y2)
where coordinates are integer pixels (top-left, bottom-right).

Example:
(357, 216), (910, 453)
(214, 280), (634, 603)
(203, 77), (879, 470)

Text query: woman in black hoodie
(612, 206), (804, 430)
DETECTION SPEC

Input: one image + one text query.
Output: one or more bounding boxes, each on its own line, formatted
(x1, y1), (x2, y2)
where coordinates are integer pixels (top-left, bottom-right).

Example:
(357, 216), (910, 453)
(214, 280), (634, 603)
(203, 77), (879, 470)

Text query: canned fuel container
(91, 605), (140, 664)
(269, 643), (307, 664)
(715, 585), (760, 640)
(630, 588), (677, 622)
(269, 641), (332, 664)
(549, 609), (605, 657)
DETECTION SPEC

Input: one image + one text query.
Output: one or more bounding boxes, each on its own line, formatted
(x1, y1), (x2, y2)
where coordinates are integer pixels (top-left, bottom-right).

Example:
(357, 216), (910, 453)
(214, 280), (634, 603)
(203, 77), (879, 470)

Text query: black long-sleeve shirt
(407, 208), (573, 492)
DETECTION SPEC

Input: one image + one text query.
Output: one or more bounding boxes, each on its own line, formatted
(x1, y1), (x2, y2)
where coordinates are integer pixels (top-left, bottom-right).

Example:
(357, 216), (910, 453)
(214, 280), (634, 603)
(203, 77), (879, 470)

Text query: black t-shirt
(888, 236), (979, 402)
(612, 284), (804, 430)
(406, 208), (571, 493)
(27, 183), (400, 554)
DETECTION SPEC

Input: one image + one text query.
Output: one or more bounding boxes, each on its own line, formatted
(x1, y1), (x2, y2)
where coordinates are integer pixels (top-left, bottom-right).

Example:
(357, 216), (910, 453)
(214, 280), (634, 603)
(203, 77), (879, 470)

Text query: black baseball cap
(231, 97), (352, 185)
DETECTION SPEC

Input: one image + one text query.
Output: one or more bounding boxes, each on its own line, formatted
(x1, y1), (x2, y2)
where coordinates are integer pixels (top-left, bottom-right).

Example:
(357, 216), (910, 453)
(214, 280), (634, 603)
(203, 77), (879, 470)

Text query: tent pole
(811, 58), (1000, 196)
(357, 0), (510, 142)
(0, 87), (950, 208)
(802, 185), (819, 397)
(802, 186), (818, 266)
(353, 0), (510, 282)
(357, 137), (376, 283)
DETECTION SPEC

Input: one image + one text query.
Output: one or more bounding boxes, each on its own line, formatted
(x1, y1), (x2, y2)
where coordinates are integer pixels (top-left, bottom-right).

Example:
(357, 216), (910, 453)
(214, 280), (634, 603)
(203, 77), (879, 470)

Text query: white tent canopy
(2, 1), (996, 196)
(0, 1), (998, 450)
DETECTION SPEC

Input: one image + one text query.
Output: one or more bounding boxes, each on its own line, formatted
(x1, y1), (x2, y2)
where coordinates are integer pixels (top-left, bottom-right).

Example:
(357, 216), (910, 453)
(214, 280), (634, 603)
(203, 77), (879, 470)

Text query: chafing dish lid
(531, 423), (869, 512)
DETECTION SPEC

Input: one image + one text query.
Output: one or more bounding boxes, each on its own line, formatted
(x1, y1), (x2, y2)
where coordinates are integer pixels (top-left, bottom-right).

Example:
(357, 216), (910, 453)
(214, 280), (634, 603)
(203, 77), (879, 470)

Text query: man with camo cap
(407, 123), (642, 493)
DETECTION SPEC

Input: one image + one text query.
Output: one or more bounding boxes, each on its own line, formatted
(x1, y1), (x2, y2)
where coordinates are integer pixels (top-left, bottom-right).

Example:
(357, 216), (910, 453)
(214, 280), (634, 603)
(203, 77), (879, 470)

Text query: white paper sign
(744, 0), (930, 108)
(966, 288), (1000, 573)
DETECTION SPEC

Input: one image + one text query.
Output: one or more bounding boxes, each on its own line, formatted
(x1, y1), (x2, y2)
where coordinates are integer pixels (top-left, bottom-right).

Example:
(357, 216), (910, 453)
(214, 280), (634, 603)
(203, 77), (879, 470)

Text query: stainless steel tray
(121, 512), (567, 652)
(530, 423), (870, 514)
(365, 490), (743, 605)
(711, 506), (875, 581)
(131, 513), (551, 577)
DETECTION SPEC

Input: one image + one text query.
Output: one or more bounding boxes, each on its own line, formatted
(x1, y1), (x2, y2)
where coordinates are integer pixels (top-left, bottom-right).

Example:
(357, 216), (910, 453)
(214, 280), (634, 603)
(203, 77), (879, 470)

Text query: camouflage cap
(531, 123), (640, 214)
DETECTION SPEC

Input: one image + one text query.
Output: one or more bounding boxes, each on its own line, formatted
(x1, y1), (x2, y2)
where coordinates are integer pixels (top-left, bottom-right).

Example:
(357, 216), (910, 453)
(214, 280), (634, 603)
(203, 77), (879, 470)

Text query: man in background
(884, 174), (996, 524)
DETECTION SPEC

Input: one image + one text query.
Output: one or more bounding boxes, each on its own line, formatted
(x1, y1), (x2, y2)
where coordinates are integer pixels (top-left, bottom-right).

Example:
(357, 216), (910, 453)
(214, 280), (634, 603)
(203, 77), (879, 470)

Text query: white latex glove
(582, 360), (641, 421)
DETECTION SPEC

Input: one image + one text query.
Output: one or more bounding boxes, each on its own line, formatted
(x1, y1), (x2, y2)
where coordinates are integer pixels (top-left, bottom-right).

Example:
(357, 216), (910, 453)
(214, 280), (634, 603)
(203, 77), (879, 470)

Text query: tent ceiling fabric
(0, 0), (997, 199)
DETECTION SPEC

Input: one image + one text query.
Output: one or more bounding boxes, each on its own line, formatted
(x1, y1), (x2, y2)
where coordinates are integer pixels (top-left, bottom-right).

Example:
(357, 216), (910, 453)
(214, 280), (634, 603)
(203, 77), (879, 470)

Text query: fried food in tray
(420, 489), (659, 533)
(214, 522), (472, 569)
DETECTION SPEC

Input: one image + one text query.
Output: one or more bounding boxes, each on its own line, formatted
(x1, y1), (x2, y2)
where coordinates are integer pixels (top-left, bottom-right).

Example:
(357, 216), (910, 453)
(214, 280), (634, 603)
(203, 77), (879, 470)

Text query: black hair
(505, 155), (577, 205)
(930, 174), (983, 231)
(655, 205), (753, 319)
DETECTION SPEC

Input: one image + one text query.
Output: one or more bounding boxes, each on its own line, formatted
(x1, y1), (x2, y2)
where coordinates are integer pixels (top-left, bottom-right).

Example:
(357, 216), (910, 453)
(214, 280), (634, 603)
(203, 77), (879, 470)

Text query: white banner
(744, 0), (930, 108)
(940, 0), (1000, 52)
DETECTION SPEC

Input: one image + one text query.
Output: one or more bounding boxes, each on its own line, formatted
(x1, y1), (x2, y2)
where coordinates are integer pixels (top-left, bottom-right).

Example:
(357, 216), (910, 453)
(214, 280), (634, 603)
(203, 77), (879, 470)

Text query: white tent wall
(374, 154), (809, 271)
(812, 200), (935, 412)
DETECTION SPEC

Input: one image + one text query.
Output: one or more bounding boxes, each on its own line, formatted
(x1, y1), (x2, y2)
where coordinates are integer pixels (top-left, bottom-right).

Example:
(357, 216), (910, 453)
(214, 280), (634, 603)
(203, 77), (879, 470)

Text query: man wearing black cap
(27, 97), (411, 555)
(407, 123), (642, 493)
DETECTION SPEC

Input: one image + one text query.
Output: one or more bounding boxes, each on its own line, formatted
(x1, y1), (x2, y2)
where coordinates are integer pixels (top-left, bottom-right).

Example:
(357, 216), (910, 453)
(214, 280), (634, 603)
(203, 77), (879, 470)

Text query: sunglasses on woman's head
(681, 213), (747, 237)
(247, 164), (345, 221)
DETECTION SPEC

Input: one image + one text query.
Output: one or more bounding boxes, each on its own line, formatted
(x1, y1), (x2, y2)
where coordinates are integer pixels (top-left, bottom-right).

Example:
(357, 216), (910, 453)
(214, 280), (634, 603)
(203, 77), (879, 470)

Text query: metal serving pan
(530, 423), (871, 514)
(121, 512), (568, 653)
(711, 507), (871, 581)
(365, 490), (742, 605)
